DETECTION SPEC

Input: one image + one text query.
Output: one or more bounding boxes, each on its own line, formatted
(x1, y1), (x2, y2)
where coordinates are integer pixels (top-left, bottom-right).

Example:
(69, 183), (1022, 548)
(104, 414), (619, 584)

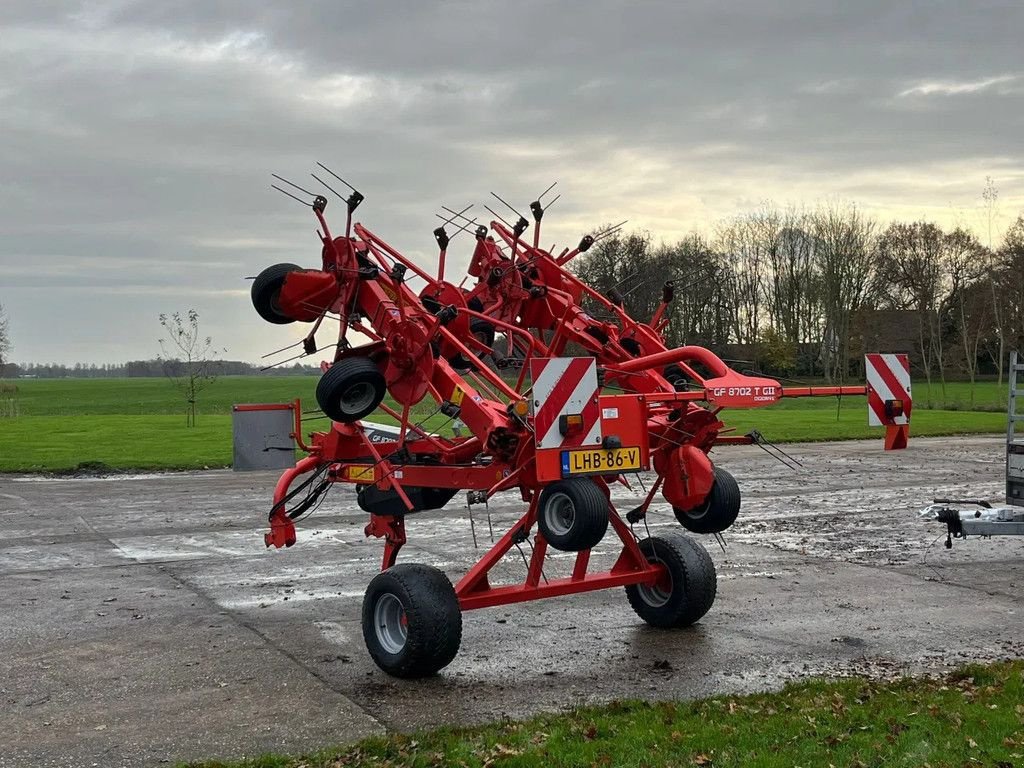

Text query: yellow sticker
(451, 386), (465, 406)
(343, 464), (375, 482)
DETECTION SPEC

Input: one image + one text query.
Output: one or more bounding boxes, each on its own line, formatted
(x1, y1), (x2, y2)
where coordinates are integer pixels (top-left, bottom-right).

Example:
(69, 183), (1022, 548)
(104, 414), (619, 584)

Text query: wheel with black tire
(316, 357), (386, 423)
(251, 263), (302, 324)
(469, 318), (495, 349)
(626, 533), (717, 627)
(673, 467), (741, 534)
(536, 478), (609, 551)
(620, 337), (642, 357)
(664, 364), (688, 391)
(362, 564), (462, 678)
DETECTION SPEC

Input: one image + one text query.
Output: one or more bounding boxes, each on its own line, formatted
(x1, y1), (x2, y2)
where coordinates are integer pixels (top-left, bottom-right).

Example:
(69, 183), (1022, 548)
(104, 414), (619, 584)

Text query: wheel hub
(373, 593), (408, 654)
(342, 381), (377, 415)
(544, 492), (576, 536)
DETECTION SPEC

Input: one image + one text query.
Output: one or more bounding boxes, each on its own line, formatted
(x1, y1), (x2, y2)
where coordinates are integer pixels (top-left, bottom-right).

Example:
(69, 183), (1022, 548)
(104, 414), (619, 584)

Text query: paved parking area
(2, 435), (1022, 767)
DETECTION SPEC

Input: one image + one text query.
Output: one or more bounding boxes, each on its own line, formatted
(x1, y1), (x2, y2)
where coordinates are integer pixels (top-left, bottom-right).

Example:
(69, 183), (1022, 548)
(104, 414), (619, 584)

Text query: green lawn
(0, 376), (1011, 472)
(182, 661), (1024, 768)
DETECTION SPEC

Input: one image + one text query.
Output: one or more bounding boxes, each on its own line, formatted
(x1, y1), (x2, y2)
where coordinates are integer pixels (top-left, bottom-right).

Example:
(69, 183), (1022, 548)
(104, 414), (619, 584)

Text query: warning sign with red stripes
(865, 353), (912, 427)
(529, 357), (601, 449)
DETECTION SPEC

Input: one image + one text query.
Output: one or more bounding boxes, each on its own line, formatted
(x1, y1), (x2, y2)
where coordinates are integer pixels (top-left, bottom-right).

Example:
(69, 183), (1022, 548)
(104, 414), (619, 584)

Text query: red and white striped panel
(865, 353), (912, 427)
(529, 357), (601, 449)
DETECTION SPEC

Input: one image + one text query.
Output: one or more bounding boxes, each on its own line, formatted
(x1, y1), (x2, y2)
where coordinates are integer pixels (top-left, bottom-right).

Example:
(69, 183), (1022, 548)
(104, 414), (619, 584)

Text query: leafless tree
(811, 203), (877, 383)
(158, 309), (223, 427)
(762, 207), (821, 375)
(944, 229), (990, 405)
(655, 235), (734, 348)
(997, 215), (1024, 363)
(875, 221), (951, 403)
(0, 302), (9, 369)
(981, 178), (1007, 383)
(717, 210), (772, 347)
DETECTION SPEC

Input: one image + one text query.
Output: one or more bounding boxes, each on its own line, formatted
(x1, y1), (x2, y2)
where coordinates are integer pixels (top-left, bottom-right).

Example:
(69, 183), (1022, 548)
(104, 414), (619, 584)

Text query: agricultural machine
(251, 168), (866, 677)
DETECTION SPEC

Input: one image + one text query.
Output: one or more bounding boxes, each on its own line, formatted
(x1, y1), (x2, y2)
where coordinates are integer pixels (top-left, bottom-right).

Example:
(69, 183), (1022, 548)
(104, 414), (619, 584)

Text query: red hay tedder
(252, 168), (869, 677)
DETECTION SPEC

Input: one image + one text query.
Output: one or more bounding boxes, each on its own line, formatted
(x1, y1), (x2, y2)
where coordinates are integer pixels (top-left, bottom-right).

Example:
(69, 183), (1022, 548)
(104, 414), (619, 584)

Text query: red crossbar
(455, 497), (660, 611)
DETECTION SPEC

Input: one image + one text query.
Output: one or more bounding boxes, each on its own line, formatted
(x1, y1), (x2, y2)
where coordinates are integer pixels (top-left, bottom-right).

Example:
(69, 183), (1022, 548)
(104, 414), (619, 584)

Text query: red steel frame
(256, 182), (880, 612)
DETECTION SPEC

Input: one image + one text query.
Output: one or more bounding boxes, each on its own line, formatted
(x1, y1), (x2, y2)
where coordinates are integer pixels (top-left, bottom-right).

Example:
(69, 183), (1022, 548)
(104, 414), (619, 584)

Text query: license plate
(561, 447), (641, 476)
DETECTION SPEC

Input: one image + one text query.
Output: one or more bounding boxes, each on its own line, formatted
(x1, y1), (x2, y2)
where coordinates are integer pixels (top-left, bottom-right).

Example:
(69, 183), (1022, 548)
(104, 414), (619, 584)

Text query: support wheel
(251, 263), (301, 324)
(316, 357), (386, 423)
(536, 478), (609, 552)
(470, 318), (495, 349)
(673, 467), (740, 534)
(626, 533), (717, 627)
(362, 564), (462, 678)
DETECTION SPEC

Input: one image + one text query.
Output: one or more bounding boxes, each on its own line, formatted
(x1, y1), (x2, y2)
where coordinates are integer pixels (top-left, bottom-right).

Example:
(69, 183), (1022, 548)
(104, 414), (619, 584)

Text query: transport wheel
(361, 563), (462, 678)
(251, 262), (301, 324)
(626, 533), (717, 628)
(536, 478), (609, 551)
(673, 467), (741, 534)
(316, 357), (386, 423)
(620, 337), (642, 357)
(663, 364), (689, 391)
(469, 318), (495, 349)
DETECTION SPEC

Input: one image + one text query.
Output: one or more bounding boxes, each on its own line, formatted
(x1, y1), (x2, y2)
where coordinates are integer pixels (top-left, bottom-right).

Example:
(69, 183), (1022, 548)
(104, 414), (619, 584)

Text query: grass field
(0, 376), (1011, 472)
(181, 661), (1024, 767)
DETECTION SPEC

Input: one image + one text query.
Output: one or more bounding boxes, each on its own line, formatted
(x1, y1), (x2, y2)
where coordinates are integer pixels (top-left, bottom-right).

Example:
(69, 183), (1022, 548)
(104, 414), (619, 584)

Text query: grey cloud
(1, 0), (1022, 363)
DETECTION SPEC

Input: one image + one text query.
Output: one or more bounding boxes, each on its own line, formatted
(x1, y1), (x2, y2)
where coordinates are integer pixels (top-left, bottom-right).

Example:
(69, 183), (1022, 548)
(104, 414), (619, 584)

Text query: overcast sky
(2, 1), (1022, 365)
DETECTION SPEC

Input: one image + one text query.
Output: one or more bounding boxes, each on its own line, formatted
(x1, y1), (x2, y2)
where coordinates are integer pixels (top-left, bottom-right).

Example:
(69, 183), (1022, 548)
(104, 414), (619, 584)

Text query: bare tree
(997, 215), (1024, 362)
(762, 207), (821, 375)
(573, 231), (654, 315)
(981, 178), (1008, 383)
(875, 221), (951, 404)
(811, 203), (877, 383)
(944, 229), (991, 405)
(0, 302), (9, 369)
(655, 235), (734, 348)
(158, 309), (223, 427)
(717, 211), (771, 346)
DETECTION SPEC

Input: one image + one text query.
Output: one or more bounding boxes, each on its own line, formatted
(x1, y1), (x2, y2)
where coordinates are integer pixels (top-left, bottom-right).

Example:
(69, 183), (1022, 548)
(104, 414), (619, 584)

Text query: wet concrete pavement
(2, 435), (1022, 767)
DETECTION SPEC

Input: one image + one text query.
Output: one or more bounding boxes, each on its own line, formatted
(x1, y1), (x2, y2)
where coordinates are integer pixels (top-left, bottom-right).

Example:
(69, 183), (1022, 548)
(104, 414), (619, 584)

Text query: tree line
(574, 202), (1024, 399)
(0, 359), (320, 379)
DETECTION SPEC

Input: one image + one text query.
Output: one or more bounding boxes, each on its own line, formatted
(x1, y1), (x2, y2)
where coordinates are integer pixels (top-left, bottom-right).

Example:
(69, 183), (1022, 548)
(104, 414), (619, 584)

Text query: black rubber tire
(361, 564), (462, 678)
(664, 364), (689, 391)
(469, 318), (495, 349)
(620, 337), (642, 357)
(673, 467), (741, 534)
(626, 533), (717, 628)
(316, 357), (386, 423)
(251, 263), (302, 325)
(536, 478), (609, 551)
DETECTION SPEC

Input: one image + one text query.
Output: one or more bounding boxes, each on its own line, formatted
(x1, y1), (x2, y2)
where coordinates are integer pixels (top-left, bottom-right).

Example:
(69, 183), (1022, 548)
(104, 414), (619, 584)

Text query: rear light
(885, 399), (904, 419)
(559, 413), (584, 437)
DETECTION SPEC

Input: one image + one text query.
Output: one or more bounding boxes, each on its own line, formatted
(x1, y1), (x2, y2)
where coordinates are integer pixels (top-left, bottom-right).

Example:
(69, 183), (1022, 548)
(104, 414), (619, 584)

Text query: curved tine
(271, 184), (313, 207)
(484, 204), (513, 229)
(315, 162), (356, 192)
(490, 191), (525, 220)
(441, 204), (476, 225)
(311, 172), (345, 200)
(437, 203), (473, 228)
(271, 174), (319, 198)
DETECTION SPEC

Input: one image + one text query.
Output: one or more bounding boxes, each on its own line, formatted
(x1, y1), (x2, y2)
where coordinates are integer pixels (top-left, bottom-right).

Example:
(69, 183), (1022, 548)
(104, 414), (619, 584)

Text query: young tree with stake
(158, 309), (223, 427)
